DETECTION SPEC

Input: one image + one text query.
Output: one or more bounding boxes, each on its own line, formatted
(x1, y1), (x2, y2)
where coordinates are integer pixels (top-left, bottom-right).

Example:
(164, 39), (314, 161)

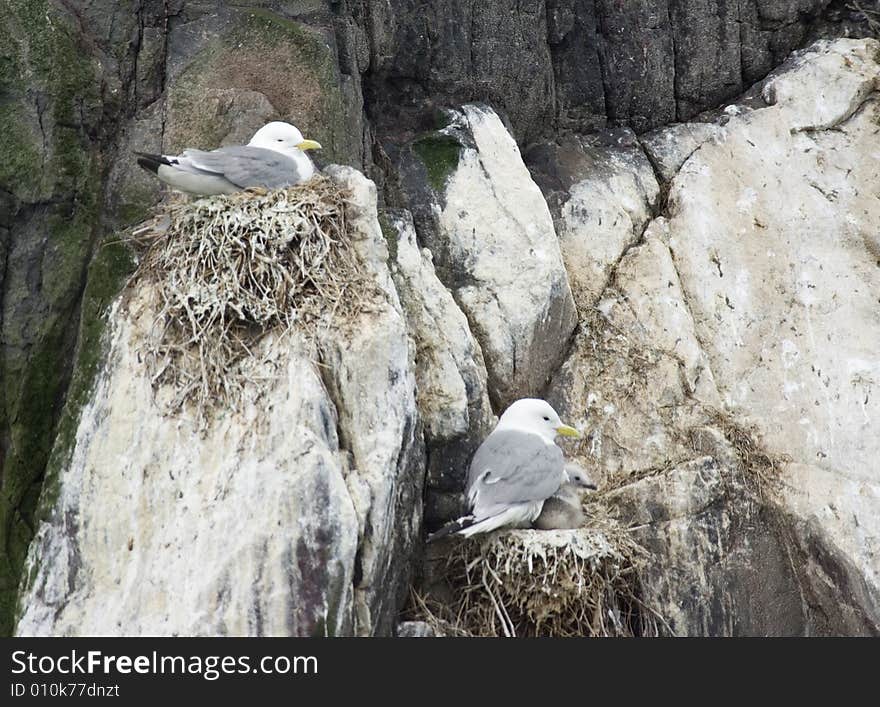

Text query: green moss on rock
(36, 238), (136, 523)
(431, 107), (455, 131)
(114, 182), (160, 229)
(12, 234), (136, 628)
(377, 211), (399, 267)
(412, 134), (462, 192)
(165, 8), (359, 166)
(0, 0), (107, 636)
(0, 5), (41, 201)
(0, 104), (43, 201)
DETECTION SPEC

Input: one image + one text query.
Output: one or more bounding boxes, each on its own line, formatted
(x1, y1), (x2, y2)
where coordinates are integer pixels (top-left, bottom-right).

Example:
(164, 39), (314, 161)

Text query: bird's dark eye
(277, 138), (283, 142)
(543, 416), (550, 421)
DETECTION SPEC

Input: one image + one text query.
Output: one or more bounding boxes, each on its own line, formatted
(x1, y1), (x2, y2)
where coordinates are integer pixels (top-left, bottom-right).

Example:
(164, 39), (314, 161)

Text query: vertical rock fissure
(592, 1), (614, 126)
(667, 0), (680, 122)
(157, 1), (177, 149)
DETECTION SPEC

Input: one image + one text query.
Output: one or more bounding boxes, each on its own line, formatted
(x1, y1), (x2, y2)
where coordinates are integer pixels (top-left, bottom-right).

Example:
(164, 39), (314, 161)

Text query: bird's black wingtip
(134, 151), (171, 175)
(427, 516), (475, 543)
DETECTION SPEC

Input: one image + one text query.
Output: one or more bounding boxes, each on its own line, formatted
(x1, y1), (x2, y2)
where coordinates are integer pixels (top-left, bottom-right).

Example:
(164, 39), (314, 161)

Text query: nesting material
(415, 504), (660, 637)
(704, 408), (788, 500)
(132, 177), (372, 417)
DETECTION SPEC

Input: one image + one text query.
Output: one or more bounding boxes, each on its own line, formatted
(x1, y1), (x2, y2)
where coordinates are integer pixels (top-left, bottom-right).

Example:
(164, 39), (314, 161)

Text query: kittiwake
(135, 121), (322, 195)
(429, 398), (580, 540)
(533, 462), (597, 530)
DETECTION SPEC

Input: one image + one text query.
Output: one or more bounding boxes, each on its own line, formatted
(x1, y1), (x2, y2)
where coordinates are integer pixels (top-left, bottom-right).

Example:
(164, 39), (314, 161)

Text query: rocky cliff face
(542, 38), (880, 633)
(17, 168), (425, 636)
(366, 0), (855, 139)
(2, 0), (878, 635)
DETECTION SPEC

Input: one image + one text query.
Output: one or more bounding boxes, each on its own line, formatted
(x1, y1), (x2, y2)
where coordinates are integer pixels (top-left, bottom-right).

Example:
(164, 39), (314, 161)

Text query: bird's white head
(248, 121), (322, 155)
(494, 398), (580, 444)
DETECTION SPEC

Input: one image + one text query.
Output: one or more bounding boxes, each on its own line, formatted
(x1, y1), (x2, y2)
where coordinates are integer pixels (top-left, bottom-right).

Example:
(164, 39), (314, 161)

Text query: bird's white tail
(457, 504), (536, 538)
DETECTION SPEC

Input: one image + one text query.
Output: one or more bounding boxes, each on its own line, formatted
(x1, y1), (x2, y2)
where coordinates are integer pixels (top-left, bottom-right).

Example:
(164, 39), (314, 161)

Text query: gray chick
(533, 462), (597, 530)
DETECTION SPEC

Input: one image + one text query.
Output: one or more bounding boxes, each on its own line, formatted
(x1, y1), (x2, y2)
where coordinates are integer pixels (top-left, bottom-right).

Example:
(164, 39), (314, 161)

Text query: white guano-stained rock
(319, 167), (424, 635)
(406, 104), (578, 408)
(16, 168), (423, 637)
(661, 38), (880, 611)
(386, 209), (495, 524)
(615, 225), (722, 408)
(761, 39), (879, 132)
(387, 210), (492, 448)
(18, 299), (359, 636)
(527, 130), (660, 310)
(548, 38), (880, 634)
(640, 122), (723, 183)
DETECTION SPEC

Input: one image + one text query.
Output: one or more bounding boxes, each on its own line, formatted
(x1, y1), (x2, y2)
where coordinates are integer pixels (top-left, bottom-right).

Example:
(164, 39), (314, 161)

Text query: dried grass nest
(130, 176), (374, 417)
(413, 500), (664, 637)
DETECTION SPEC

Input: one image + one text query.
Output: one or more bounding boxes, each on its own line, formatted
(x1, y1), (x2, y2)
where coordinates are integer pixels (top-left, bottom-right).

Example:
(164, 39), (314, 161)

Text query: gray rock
(0, 1), (160, 634)
(365, 0), (557, 143)
(394, 104), (578, 409)
(161, 7), (364, 167)
(548, 38), (880, 635)
(527, 128), (660, 311)
(15, 168), (425, 637)
(640, 122), (724, 184)
(396, 620), (439, 637)
(105, 101), (167, 227)
(605, 455), (813, 636)
(386, 209), (494, 526)
(365, 1), (852, 139)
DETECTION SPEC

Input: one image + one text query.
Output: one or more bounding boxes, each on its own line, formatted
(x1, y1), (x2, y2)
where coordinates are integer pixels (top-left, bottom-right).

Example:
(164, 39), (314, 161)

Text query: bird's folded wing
(180, 146), (302, 189)
(467, 431), (565, 512)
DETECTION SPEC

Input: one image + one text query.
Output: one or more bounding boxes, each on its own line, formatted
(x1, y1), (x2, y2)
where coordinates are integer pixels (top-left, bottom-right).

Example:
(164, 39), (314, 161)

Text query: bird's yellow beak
(296, 139), (322, 151)
(556, 425), (580, 438)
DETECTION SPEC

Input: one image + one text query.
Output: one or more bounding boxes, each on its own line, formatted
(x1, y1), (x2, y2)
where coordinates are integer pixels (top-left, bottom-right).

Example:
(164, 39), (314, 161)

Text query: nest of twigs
(414, 503), (662, 637)
(132, 177), (371, 418)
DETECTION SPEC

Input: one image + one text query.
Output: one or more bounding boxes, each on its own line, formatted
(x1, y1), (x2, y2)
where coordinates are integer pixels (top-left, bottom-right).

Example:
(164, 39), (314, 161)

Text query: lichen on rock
(165, 9), (360, 167)
(0, 0), (111, 636)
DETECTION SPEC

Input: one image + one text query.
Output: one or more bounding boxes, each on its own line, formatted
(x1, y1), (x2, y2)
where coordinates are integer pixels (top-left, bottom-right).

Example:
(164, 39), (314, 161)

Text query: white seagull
(429, 398), (580, 540)
(135, 121), (322, 195)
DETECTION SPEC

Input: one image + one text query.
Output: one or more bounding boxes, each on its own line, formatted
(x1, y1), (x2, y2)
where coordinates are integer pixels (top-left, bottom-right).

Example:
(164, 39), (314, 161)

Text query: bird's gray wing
(466, 430), (565, 512)
(179, 146), (303, 188)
